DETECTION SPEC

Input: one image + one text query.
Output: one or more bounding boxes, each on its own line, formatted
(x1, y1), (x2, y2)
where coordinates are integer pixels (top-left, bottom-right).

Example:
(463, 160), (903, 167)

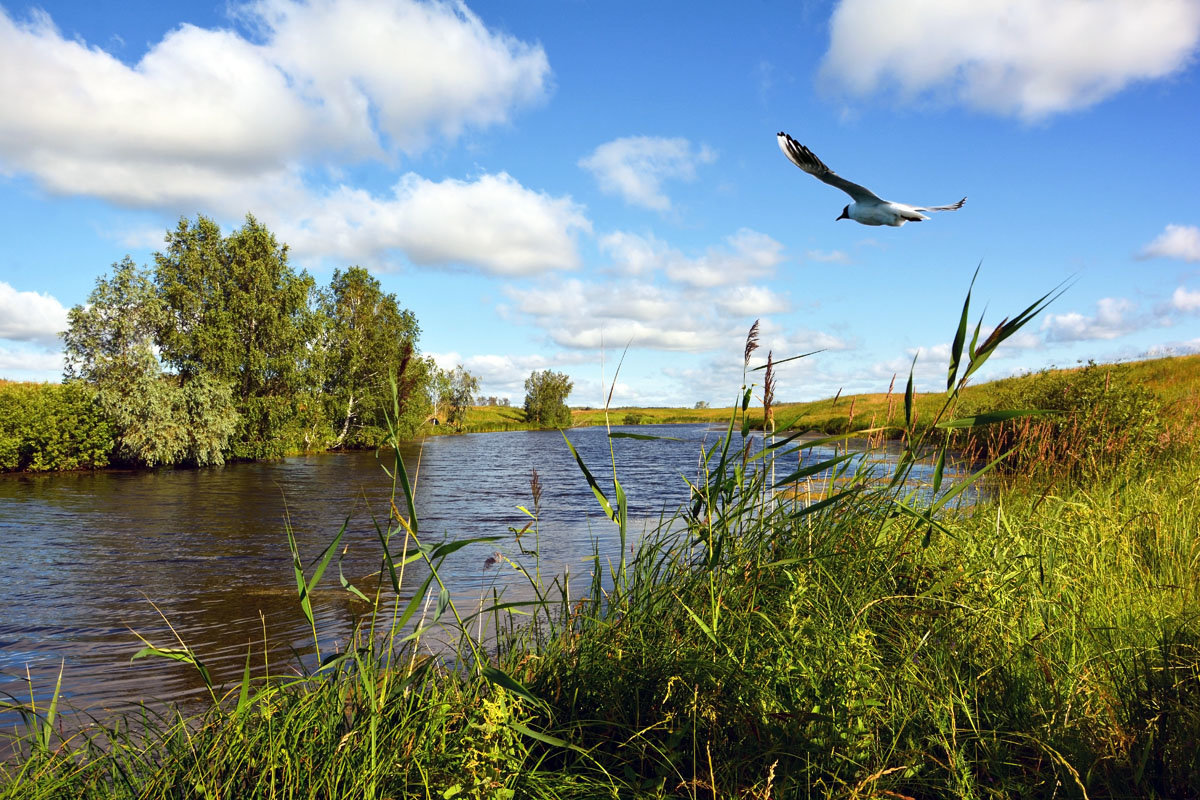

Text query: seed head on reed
(530, 467), (543, 514)
(744, 320), (760, 367)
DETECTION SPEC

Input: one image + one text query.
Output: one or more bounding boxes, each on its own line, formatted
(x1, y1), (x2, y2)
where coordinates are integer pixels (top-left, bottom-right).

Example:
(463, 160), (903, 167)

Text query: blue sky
(2, 0), (1199, 407)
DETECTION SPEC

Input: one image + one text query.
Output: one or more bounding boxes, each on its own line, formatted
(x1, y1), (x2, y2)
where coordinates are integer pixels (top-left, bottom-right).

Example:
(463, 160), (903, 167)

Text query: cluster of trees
(3, 214), (585, 472)
(61, 215), (434, 467)
(429, 365), (479, 428)
(523, 369), (574, 428)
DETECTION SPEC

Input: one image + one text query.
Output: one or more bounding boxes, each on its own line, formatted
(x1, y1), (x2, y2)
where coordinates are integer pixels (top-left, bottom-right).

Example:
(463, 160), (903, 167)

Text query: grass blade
(563, 431), (616, 522)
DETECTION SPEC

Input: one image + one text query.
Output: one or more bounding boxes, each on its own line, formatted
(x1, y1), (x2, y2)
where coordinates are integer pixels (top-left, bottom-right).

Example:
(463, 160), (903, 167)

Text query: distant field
(458, 352), (1200, 436)
(9, 353), (1199, 442)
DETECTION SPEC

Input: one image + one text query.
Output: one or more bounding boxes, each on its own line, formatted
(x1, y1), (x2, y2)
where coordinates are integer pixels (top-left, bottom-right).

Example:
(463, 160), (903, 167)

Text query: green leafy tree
(318, 267), (428, 446)
(154, 215), (318, 459)
(523, 369), (573, 428)
(427, 358), (451, 424)
(62, 258), (236, 466)
(436, 365), (479, 429)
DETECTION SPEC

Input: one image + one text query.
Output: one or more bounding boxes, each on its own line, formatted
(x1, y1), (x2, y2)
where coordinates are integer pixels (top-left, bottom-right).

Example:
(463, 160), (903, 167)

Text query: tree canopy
(431, 365), (480, 429)
(58, 214), (433, 468)
(523, 369), (573, 428)
(154, 215), (318, 459)
(63, 257), (237, 466)
(318, 267), (428, 447)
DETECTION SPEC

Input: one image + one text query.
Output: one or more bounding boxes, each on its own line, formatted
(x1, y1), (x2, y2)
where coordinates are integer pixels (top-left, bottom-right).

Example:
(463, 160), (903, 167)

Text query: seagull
(777, 131), (965, 227)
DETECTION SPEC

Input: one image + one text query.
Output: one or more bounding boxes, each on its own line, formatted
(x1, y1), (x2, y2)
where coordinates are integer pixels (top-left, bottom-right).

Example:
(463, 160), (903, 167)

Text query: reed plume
(743, 320), (760, 367)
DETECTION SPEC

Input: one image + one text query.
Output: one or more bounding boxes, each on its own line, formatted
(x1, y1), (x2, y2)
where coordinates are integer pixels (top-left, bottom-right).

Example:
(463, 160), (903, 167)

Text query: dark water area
(0, 423), (953, 734)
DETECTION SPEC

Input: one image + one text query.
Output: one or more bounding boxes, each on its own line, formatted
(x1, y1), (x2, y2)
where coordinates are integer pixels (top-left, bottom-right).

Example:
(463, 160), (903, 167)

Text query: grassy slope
(779, 353), (1200, 433)
(431, 353), (1200, 437)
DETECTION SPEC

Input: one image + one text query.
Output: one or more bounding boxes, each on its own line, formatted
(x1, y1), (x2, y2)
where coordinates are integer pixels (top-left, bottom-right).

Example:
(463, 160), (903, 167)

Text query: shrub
(821, 415), (850, 434)
(0, 382), (114, 471)
(958, 361), (1173, 480)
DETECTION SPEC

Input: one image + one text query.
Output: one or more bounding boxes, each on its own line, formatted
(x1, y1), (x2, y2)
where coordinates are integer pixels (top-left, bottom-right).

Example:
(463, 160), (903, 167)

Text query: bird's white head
(836, 205), (850, 221)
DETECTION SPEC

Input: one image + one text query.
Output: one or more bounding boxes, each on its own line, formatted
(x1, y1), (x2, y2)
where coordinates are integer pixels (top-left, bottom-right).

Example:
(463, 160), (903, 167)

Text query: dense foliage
(62, 257), (237, 466)
(317, 267), (428, 447)
(3, 214), (436, 472)
(522, 368), (573, 427)
(152, 216), (320, 460)
(0, 381), (113, 471)
(958, 360), (1177, 480)
(431, 364), (481, 429)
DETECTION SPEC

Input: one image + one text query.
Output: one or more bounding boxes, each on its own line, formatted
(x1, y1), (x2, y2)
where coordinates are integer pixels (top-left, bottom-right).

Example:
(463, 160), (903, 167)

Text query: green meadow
(566, 352), (1200, 443)
(4, 287), (1200, 799)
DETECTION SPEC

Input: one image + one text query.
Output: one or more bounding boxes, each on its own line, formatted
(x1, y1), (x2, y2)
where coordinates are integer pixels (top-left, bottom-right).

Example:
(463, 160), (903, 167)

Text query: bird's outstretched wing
(913, 198), (967, 213)
(777, 132), (882, 204)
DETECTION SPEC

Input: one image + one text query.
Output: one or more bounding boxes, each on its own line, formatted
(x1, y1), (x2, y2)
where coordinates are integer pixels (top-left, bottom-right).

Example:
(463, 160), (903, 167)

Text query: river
(0, 423), (943, 731)
(0, 424), (744, 724)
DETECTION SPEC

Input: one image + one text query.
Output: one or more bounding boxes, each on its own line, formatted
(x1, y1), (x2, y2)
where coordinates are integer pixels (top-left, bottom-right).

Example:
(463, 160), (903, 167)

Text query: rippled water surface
(0, 424), (744, 724)
(0, 423), (952, 730)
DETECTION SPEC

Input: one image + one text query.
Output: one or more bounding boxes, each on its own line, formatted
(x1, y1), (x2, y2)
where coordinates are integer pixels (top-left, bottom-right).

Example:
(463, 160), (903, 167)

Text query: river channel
(0, 424), (934, 730)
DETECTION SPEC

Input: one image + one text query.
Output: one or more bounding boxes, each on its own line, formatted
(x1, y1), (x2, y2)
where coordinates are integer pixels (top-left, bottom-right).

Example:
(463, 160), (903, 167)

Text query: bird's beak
(836, 212), (847, 221)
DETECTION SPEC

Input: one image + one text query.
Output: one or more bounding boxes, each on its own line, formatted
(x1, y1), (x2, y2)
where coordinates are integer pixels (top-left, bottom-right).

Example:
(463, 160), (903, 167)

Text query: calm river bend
(0, 424), (926, 729)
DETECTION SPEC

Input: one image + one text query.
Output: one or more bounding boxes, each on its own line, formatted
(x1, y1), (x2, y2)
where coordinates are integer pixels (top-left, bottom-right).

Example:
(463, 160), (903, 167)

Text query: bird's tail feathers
(918, 197), (967, 213)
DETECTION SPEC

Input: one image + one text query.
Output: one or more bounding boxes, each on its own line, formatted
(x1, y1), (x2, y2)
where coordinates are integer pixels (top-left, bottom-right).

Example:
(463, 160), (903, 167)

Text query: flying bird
(777, 132), (965, 227)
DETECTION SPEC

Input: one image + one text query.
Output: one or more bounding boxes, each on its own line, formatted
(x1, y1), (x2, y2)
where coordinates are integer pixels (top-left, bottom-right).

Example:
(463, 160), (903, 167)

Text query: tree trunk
(335, 393), (354, 449)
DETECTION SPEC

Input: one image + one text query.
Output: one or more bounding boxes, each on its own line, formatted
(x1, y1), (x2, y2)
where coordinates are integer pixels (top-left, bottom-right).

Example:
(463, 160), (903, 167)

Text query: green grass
(6, 416), (1199, 797)
(441, 353), (1200, 441)
(5, 286), (1200, 797)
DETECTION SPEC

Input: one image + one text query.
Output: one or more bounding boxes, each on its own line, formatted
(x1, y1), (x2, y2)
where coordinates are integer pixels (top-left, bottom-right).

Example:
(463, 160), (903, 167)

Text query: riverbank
(4, 387), (1199, 797)
(6, 352), (1198, 471)
(532, 353), (1200, 441)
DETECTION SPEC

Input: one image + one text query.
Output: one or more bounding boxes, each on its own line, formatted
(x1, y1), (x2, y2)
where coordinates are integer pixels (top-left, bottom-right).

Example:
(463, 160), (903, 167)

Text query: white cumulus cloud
(280, 172), (591, 275)
(255, 0), (550, 152)
(505, 228), (795, 354)
(715, 286), (791, 317)
(0, 0), (550, 206)
(1043, 297), (1139, 341)
(666, 229), (784, 288)
(1172, 286), (1200, 312)
(0, 343), (65, 380)
(0, 282), (70, 344)
(579, 136), (716, 210)
(505, 278), (729, 352)
(599, 231), (674, 276)
(598, 228), (785, 288)
(1139, 224), (1200, 262)
(821, 0), (1200, 119)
